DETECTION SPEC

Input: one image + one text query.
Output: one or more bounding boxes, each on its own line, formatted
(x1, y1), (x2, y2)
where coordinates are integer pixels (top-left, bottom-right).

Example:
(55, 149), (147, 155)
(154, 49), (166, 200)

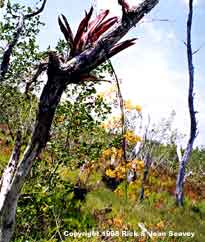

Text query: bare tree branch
(192, 42), (205, 55)
(108, 60), (127, 162)
(107, 59), (129, 201)
(25, 0), (48, 19)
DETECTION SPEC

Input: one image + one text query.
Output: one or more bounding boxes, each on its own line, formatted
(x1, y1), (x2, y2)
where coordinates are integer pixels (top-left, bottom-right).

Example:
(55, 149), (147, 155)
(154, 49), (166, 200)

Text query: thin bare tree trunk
(176, 0), (197, 206)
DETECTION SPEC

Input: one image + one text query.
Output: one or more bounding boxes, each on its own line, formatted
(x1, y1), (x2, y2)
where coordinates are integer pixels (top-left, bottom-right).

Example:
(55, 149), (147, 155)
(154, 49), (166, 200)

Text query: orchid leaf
(90, 17), (118, 43)
(58, 15), (73, 47)
(73, 6), (93, 53)
(108, 38), (137, 58)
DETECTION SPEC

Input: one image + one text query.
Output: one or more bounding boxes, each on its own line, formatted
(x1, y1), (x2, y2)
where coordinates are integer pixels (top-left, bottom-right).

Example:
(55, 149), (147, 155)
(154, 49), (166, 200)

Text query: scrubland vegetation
(0, 0), (204, 241)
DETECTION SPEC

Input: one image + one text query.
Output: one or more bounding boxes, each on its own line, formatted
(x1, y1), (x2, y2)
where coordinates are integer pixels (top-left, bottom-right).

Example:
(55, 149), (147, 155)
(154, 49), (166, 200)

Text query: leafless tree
(175, 0), (197, 206)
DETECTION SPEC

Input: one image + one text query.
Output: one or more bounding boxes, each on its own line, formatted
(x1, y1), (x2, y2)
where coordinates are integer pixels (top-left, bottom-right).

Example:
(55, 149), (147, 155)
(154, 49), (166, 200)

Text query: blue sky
(16, 0), (205, 146)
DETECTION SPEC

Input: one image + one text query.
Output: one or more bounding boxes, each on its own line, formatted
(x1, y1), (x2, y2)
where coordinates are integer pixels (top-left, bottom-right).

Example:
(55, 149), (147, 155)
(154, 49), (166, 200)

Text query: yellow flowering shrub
(124, 99), (134, 110)
(102, 148), (112, 158)
(124, 130), (142, 144)
(124, 99), (142, 112)
(101, 147), (123, 161)
(105, 168), (116, 178)
(135, 104), (142, 112)
(105, 159), (144, 180)
(131, 159), (145, 170)
(105, 164), (126, 180)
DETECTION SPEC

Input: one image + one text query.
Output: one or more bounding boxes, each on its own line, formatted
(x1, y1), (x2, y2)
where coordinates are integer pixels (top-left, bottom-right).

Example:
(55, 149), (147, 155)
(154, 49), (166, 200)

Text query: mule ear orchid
(58, 6), (136, 58)
(72, 6), (94, 55)
(108, 38), (137, 59)
(58, 6), (137, 82)
(58, 14), (74, 49)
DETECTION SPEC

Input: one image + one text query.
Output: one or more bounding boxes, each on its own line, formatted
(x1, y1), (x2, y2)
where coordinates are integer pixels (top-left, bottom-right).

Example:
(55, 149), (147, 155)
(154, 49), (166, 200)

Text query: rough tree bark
(176, 0), (197, 206)
(0, 0), (159, 241)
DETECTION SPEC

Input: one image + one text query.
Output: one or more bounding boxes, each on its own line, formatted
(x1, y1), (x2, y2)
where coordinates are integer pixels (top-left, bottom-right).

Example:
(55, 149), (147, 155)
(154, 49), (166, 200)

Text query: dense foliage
(0, 1), (204, 242)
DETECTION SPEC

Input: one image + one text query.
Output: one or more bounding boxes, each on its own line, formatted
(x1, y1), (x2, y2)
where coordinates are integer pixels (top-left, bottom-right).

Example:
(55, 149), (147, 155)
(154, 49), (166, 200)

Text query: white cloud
(108, 22), (204, 146)
(117, 49), (188, 122)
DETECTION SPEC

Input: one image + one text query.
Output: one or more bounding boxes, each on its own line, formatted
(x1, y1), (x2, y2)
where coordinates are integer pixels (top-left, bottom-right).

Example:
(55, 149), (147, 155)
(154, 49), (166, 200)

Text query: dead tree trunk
(0, 53), (68, 242)
(0, 1), (159, 241)
(176, 0), (197, 206)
